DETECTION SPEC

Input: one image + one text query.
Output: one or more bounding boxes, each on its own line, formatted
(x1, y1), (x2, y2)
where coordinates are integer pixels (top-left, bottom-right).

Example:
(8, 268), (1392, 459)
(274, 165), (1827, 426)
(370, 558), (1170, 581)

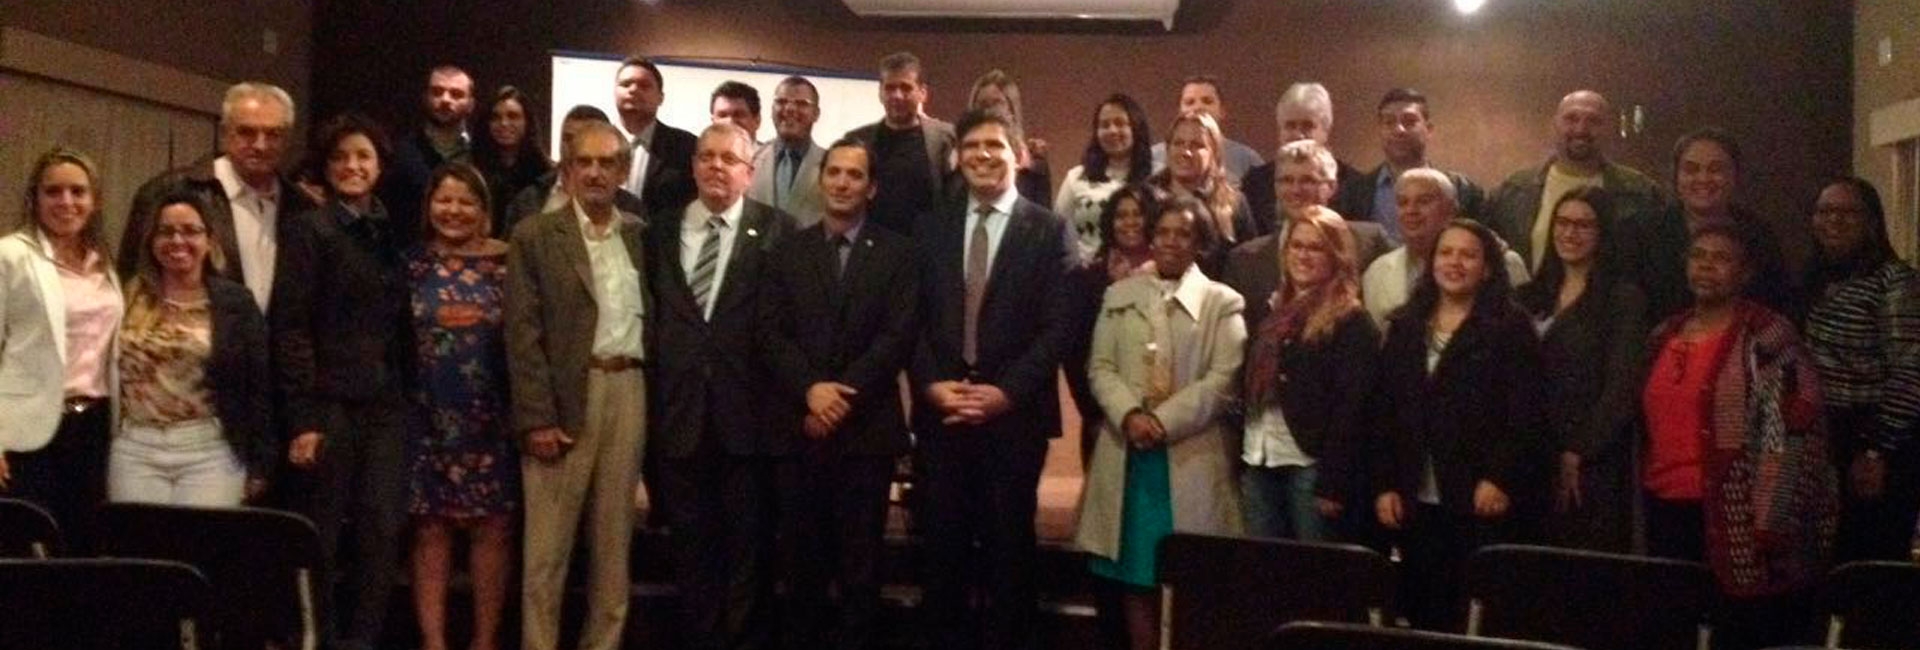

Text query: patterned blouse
(1804, 261), (1920, 452)
(119, 297), (215, 426)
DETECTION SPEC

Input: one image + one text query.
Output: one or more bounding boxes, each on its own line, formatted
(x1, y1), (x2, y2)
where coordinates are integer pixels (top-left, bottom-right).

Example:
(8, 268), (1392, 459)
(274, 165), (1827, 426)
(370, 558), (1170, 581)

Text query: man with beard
(844, 52), (954, 237)
(1483, 90), (1667, 270)
(382, 65), (477, 244)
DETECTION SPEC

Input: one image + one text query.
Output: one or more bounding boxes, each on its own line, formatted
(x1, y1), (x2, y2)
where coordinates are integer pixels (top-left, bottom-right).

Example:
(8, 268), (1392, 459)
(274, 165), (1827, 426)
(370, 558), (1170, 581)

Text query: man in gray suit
(748, 76), (828, 227)
(844, 51), (955, 236)
(505, 119), (651, 650)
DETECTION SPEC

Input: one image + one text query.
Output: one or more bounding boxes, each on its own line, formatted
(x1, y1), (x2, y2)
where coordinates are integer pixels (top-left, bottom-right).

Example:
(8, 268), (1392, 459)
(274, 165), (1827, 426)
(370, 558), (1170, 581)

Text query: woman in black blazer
(1372, 219), (1548, 631)
(109, 189), (271, 506)
(1515, 187), (1647, 553)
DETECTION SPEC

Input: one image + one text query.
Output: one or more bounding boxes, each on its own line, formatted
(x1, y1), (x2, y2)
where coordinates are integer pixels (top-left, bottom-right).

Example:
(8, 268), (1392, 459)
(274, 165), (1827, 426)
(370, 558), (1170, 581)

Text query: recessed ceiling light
(1454, 0), (1486, 14)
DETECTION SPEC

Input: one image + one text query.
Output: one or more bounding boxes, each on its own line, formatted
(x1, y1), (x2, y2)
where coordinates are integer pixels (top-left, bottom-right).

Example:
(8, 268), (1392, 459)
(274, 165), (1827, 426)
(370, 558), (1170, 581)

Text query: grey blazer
(504, 205), (650, 437)
(746, 139), (827, 227)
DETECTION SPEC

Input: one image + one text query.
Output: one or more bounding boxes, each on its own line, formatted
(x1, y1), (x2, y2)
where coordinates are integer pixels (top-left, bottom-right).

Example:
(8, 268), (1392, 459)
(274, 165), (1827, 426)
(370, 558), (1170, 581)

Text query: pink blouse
(56, 253), (122, 399)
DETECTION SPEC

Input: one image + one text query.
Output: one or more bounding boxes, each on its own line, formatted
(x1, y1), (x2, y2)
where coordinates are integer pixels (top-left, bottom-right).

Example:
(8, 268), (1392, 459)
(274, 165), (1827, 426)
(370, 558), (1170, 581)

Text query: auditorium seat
(1269, 620), (1587, 650)
(1160, 533), (1396, 650)
(95, 503), (323, 650)
(1818, 560), (1920, 650)
(0, 497), (60, 558)
(0, 557), (213, 650)
(1464, 544), (1716, 650)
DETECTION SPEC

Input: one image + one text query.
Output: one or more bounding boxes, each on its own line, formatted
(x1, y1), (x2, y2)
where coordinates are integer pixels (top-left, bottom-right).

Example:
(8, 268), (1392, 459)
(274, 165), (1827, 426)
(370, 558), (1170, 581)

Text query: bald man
(1483, 90), (1668, 269)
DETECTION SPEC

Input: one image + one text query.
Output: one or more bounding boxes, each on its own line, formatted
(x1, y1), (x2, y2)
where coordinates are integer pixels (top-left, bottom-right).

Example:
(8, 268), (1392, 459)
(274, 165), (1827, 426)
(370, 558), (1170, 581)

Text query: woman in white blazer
(0, 147), (124, 551)
(1076, 195), (1246, 650)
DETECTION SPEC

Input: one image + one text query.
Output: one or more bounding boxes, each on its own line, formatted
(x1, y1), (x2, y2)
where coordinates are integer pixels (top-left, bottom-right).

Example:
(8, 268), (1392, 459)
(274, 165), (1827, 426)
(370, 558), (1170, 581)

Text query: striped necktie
(689, 216), (725, 319)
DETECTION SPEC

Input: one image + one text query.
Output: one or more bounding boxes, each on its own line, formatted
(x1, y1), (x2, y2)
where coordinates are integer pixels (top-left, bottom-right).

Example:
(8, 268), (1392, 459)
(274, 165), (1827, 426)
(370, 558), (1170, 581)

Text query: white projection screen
(548, 51), (884, 160)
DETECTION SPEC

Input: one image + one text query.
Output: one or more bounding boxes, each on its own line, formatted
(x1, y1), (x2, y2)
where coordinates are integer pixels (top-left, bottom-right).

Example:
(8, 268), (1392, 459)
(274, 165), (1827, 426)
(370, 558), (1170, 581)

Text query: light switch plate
(1880, 36), (1894, 67)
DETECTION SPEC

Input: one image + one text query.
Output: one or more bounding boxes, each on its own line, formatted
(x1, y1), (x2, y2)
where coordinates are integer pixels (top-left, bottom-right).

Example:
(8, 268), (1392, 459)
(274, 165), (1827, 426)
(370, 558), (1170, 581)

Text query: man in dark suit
(505, 120), (651, 650)
(648, 122), (797, 650)
(616, 55), (700, 219)
(759, 138), (917, 650)
(121, 81), (314, 313)
(913, 110), (1080, 650)
(1244, 82), (1363, 236)
(1330, 88), (1486, 244)
(843, 51), (955, 237)
(379, 65), (476, 245)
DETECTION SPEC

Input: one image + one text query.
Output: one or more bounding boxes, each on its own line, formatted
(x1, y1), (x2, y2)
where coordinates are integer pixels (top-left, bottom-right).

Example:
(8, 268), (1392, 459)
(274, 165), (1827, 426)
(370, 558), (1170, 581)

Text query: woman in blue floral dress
(406, 163), (517, 650)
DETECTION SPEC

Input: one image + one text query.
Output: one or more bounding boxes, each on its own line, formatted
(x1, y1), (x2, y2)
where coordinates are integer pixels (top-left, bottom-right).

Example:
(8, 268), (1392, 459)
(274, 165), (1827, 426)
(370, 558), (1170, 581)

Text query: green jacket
(1483, 158), (1670, 265)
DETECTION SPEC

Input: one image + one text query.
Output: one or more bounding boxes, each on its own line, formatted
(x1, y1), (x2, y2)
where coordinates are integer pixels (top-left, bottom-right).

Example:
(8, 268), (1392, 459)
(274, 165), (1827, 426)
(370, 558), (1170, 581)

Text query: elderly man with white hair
(1244, 82), (1365, 238)
(1361, 168), (1530, 326)
(119, 81), (315, 312)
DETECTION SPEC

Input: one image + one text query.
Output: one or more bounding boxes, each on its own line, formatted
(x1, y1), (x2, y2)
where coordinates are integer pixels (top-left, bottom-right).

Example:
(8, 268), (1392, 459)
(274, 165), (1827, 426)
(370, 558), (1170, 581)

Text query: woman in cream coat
(1077, 196), (1246, 650)
(1, 147), (124, 552)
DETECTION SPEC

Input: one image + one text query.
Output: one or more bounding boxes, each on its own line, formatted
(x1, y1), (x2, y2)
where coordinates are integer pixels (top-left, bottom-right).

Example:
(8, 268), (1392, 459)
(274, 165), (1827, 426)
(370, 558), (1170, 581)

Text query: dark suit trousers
(3, 406), (110, 554)
(776, 447), (894, 650)
(305, 397), (409, 650)
(661, 449), (772, 650)
(919, 428), (1048, 650)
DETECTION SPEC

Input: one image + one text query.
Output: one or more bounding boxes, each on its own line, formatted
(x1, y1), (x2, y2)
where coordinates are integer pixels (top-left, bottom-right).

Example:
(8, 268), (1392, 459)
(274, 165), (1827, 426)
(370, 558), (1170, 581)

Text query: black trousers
(918, 429), (1048, 650)
(304, 398), (409, 650)
(3, 404), (110, 554)
(1830, 407), (1920, 563)
(1644, 496), (1819, 649)
(1393, 503), (1518, 632)
(775, 449), (895, 650)
(661, 451), (772, 650)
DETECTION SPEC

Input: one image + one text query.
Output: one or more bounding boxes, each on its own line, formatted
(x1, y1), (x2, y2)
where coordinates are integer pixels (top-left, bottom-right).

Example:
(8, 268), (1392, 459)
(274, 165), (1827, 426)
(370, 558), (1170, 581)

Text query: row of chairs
(0, 497), (320, 650)
(1156, 533), (1920, 650)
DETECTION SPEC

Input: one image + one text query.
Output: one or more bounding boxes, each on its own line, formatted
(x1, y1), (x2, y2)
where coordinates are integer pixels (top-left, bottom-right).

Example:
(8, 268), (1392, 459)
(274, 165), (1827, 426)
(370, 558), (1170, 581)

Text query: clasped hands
(925, 380), (1012, 427)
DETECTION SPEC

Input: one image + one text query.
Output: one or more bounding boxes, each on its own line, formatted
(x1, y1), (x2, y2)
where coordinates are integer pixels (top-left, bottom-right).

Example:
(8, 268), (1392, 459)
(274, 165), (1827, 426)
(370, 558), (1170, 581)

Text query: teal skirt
(1088, 445), (1174, 588)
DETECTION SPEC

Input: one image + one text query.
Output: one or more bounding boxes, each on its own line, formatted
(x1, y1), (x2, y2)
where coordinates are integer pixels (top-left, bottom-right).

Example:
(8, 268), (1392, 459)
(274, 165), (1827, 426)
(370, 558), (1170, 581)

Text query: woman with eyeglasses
(1640, 223), (1836, 649)
(109, 190), (271, 506)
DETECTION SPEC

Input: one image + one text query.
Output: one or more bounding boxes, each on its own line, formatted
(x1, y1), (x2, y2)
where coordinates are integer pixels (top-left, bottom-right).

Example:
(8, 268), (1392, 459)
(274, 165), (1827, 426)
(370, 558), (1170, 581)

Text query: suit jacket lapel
(712, 203), (768, 319)
(550, 212), (596, 303)
(982, 202), (1035, 311)
(650, 215), (701, 322)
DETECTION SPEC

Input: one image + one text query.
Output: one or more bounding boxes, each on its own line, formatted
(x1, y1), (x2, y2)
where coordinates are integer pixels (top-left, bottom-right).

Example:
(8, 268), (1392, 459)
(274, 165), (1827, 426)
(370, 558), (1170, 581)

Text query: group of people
(0, 46), (1913, 650)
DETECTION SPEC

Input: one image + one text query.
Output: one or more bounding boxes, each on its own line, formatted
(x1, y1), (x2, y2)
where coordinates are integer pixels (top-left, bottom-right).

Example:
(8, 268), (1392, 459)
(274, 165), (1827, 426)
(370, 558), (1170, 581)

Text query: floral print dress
(407, 248), (519, 518)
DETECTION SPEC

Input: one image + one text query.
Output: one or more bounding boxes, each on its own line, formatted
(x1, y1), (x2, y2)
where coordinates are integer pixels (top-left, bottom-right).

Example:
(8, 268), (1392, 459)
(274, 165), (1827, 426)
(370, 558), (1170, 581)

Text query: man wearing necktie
(647, 122), (797, 650)
(760, 138), (917, 650)
(911, 110), (1081, 650)
(747, 76), (828, 227)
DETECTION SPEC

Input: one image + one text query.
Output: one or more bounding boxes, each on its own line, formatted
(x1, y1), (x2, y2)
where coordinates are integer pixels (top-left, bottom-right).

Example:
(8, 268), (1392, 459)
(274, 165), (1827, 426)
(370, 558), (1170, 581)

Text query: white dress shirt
(213, 156), (280, 311)
(680, 196), (745, 321)
(577, 201), (645, 360)
(624, 122), (659, 201)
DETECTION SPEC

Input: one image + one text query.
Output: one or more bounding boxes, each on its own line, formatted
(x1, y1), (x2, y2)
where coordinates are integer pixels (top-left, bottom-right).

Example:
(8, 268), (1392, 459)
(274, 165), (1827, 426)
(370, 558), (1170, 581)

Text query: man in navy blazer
(912, 110), (1080, 650)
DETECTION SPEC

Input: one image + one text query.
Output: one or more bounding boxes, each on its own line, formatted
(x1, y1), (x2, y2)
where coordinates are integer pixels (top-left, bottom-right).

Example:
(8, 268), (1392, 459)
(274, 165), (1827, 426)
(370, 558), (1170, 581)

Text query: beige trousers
(521, 367), (646, 650)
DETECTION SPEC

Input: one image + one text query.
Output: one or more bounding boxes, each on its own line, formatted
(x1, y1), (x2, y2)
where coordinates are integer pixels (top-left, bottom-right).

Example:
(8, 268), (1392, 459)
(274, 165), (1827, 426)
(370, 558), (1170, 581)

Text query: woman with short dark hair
(1640, 223), (1836, 649)
(274, 112), (414, 650)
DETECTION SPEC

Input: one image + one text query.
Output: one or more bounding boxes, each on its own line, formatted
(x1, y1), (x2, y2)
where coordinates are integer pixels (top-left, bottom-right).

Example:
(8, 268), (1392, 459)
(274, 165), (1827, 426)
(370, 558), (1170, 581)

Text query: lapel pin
(747, 228), (760, 238)
(864, 239), (874, 247)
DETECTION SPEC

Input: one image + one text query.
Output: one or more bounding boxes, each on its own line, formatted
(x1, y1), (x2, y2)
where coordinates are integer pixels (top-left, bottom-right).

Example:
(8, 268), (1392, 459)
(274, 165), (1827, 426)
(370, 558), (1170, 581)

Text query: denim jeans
(108, 417), (245, 507)
(1239, 464), (1332, 541)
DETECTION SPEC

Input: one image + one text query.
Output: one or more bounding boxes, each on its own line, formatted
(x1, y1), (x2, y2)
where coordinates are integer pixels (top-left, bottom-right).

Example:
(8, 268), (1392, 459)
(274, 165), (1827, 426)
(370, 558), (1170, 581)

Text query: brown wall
(4, 0), (313, 116)
(313, 0), (1850, 238)
(1855, 0), (1920, 188)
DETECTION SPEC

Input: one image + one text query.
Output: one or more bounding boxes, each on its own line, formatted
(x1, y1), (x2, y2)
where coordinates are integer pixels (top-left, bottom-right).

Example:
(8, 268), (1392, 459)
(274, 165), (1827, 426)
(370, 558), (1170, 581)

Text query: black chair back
(1160, 533), (1396, 650)
(96, 504), (323, 650)
(1464, 544), (1715, 650)
(0, 558), (212, 649)
(1819, 560), (1920, 650)
(1270, 621), (1587, 650)
(0, 497), (60, 558)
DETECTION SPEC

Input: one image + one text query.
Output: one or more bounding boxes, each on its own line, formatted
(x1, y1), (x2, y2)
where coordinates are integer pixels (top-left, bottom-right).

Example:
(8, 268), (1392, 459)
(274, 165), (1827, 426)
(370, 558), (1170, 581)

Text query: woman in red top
(1640, 223), (1837, 649)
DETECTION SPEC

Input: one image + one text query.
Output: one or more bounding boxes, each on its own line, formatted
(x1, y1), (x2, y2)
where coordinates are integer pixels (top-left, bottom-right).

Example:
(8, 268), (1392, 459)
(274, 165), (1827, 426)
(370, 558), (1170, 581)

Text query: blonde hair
(1152, 110), (1242, 242)
(19, 147), (110, 258)
(1278, 209), (1363, 343)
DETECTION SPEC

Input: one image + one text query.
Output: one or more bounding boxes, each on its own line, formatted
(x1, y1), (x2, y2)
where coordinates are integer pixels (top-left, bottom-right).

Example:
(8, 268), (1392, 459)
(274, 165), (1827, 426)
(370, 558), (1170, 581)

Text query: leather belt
(588, 356), (643, 372)
(64, 396), (107, 414)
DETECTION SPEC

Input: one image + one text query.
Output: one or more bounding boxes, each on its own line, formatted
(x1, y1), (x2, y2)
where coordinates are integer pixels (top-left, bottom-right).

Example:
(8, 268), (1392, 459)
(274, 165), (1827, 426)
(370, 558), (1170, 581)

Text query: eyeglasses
(155, 226), (208, 240)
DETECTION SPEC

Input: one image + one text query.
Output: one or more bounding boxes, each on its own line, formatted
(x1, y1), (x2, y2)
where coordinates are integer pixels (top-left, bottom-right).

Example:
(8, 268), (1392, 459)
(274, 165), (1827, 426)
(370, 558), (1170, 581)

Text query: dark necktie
(833, 234), (852, 281)
(964, 206), (992, 365)
(689, 216), (724, 319)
